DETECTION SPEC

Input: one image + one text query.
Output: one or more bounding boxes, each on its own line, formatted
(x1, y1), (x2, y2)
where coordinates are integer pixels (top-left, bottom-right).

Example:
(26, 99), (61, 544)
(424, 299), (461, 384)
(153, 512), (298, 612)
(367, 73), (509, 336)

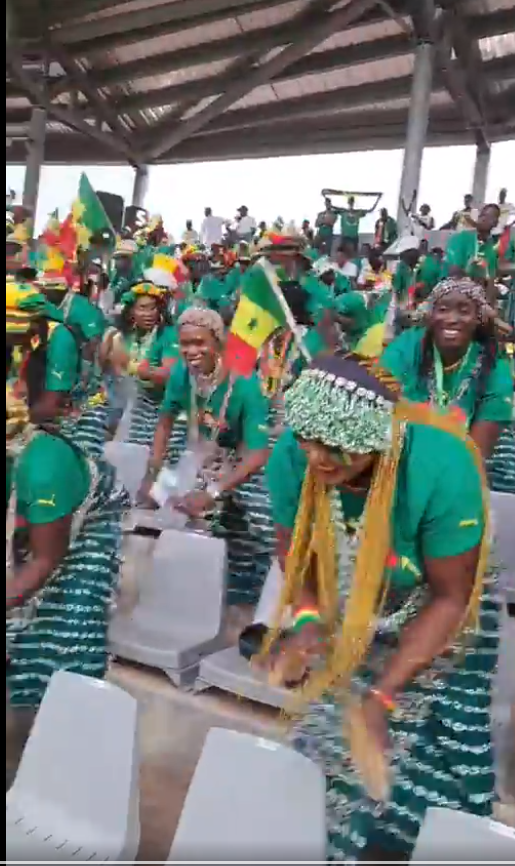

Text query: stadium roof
(6, 0), (515, 167)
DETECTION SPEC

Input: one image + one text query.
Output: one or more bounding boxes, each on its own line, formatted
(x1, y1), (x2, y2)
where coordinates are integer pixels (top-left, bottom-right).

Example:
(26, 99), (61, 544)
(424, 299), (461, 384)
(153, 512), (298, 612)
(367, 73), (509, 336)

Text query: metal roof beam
(9, 113), (514, 166)
(141, 54), (515, 140)
(6, 46), (139, 166)
(45, 42), (143, 162)
(53, 0), (297, 50)
(99, 33), (409, 104)
(8, 53), (514, 128)
(48, 4), (514, 89)
(143, 0), (382, 162)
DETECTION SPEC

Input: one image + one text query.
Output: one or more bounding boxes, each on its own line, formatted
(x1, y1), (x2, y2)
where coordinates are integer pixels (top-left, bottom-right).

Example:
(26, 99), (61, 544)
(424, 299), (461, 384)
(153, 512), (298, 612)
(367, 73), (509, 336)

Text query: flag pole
(257, 256), (312, 363)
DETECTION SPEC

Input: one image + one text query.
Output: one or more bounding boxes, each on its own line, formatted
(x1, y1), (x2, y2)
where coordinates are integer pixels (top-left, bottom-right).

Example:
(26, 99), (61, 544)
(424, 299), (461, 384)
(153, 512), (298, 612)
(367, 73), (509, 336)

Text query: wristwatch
(206, 481), (223, 502)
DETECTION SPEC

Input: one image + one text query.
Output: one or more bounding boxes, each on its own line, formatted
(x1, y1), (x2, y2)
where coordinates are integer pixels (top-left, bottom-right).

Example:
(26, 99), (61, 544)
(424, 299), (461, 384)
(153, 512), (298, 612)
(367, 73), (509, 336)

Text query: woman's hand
(347, 693), (391, 801)
(173, 490), (215, 518)
(136, 475), (157, 507)
(360, 692), (391, 752)
(261, 621), (325, 686)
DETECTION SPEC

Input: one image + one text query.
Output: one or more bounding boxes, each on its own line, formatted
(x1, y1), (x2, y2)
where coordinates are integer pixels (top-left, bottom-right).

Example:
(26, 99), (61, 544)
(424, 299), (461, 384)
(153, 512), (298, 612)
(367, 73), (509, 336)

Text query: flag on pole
(71, 173), (115, 250)
(224, 262), (287, 376)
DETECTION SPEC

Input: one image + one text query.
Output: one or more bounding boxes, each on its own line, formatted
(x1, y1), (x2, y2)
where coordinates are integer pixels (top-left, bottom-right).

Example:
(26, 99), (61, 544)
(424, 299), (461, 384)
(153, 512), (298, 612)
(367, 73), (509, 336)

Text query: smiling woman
(380, 277), (513, 459)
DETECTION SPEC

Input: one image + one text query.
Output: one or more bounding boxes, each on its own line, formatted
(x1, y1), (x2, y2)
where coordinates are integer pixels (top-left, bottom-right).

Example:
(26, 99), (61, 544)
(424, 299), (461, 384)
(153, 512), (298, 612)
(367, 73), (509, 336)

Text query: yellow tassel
(261, 395), (490, 710)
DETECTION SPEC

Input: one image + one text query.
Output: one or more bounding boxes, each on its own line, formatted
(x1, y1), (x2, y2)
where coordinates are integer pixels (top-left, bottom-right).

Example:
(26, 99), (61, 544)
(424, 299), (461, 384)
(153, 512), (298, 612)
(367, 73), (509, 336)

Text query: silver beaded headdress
(428, 277), (491, 323)
(284, 354), (399, 454)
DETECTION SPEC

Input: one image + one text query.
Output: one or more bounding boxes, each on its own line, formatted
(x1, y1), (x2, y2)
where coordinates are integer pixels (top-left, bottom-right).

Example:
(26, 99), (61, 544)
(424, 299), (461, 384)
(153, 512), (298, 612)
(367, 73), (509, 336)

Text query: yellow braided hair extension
(262, 357), (489, 708)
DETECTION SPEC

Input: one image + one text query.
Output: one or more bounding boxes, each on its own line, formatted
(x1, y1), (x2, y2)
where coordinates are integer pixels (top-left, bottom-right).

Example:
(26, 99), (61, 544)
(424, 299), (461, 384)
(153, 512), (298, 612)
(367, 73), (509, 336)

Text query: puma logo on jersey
(36, 494), (57, 508)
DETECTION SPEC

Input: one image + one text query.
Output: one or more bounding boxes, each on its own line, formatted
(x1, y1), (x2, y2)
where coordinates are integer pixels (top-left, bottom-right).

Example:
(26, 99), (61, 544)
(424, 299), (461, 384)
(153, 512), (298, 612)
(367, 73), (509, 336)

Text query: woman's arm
(217, 447), (269, 493)
(470, 419), (502, 459)
(374, 545), (478, 698)
(6, 516), (72, 609)
(147, 413), (175, 475)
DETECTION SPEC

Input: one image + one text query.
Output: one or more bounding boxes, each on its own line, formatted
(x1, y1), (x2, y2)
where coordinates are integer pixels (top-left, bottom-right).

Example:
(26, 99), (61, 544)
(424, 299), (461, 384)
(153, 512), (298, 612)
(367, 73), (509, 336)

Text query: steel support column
(471, 144), (491, 207)
(397, 40), (434, 232)
(132, 165), (149, 208)
(22, 106), (46, 234)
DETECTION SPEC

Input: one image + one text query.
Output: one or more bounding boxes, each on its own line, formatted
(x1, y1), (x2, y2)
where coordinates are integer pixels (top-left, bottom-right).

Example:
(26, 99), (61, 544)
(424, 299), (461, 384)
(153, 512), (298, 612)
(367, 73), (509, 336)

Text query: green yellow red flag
(224, 260), (287, 375)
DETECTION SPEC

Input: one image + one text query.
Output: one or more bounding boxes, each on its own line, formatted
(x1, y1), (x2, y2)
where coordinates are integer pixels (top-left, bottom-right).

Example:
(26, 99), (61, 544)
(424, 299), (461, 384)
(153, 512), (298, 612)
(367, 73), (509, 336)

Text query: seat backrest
(253, 559), (284, 626)
(169, 727), (326, 861)
(491, 491), (515, 599)
(146, 529), (226, 636)
(104, 441), (149, 500)
(9, 671), (139, 839)
(411, 807), (515, 861)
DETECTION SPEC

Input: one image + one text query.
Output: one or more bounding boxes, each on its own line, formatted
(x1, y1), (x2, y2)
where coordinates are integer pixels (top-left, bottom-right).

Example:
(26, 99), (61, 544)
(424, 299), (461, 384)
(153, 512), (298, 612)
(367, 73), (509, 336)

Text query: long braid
(472, 320), (498, 420)
(25, 320), (50, 408)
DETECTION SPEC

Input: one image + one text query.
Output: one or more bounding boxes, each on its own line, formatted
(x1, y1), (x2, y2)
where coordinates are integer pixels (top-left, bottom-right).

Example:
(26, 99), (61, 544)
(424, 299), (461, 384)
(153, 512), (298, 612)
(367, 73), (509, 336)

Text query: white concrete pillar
(471, 144), (491, 209)
(132, 165), (149, 208)
(22, 107), (46, 237)
(397, 41), (434, 233)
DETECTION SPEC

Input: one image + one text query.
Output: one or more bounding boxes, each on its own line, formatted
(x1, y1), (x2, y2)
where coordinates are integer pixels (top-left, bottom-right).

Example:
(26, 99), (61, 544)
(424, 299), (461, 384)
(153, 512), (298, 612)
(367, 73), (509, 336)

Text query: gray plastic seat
(168, 727), (326, 861)
(104, 441), (149, 502)
(491, 491), (515, 602)
(109, 528), (227, 687)
(411, 807), (515, 861)
(6, 671), (140, 862)
(196, 560), (292, 708)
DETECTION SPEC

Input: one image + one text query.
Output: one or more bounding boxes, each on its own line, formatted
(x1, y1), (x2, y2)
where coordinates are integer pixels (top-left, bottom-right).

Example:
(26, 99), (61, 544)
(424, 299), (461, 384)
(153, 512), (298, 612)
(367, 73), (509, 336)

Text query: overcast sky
(6, 139), (514, 240)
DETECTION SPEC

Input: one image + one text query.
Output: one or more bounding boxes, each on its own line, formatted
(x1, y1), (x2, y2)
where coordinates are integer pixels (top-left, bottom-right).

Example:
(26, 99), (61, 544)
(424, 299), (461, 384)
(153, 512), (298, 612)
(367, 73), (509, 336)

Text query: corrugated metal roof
(6, 0), (515, 164)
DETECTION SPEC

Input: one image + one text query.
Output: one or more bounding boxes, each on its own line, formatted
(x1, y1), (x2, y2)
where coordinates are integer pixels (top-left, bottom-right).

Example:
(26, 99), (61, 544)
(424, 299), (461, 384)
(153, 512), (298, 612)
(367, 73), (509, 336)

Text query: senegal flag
(224, 259), (287, 375)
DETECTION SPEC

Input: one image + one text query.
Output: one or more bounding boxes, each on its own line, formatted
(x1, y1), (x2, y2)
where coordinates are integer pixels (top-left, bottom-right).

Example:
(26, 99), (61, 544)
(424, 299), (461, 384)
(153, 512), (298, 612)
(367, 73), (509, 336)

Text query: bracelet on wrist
(291, 607), (322, 634)
(369, 687), (397, 713)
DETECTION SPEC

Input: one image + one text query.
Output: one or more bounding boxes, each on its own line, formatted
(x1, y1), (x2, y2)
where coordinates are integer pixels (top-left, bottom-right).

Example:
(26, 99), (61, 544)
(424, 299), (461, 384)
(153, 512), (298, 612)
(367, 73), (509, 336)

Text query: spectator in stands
(337, 195), (368, 242)
(314, 196), (337, 253)
(334, 238), (359, 282)
(381, 275), (513, 460)
(264, 352), (498, 862)
(443, 203), (500, 286)
(441, 193), (478, 231)
(182, 220), (199, 245)
(234, 205), (257, 242)
(373, 207), (398, 249)
(301, 218), (314, 244)
(413, 202), (435, 231)
(493, 187), (515, 237)
(199, 207), (226, 248)
(255, 220), (268, 243)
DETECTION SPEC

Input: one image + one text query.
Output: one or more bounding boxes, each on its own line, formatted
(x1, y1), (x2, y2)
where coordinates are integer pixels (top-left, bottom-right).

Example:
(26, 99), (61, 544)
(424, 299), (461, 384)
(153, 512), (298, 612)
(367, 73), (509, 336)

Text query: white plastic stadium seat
(109, 528), (227, 687)
(196, 560), (291, 708)
(168, 727), (326, 861)
(104, 441), (149, 502)
(411, 807), (515, 861)
(6, 671), (140, 862)
(491, 491), (515, 601)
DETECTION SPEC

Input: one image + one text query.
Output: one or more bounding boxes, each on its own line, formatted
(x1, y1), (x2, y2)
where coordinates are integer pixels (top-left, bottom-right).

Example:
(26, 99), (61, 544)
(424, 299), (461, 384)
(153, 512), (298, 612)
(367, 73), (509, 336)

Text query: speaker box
(96, 191), (125, 233)
(124, 205), (149, 235)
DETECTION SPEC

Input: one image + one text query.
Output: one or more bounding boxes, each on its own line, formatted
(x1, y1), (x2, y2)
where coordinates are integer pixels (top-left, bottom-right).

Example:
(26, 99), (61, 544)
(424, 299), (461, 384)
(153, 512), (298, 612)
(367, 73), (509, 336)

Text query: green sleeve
(474, 356), (514, 423)
(237, 375), (270, 450)
(45, 325), (80, 392)
(380, 327), (423, 380)
(266, 429), (307, 528)
(15, 435), (89, 525)
(443, 231), (470, 273)
(334, 273), (351, 295)
(418, 433), (484, 559)
(147, 326), (180, 367)
(160, 359), (189, 416)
